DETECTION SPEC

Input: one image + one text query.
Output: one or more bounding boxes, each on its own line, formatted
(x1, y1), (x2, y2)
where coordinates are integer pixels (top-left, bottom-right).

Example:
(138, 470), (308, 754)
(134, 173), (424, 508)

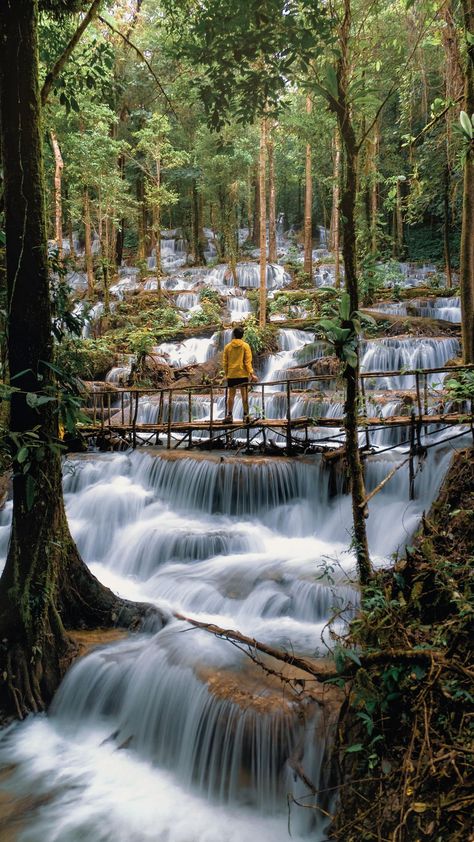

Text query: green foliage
(242, 315), (277, 355)
(445, 370), (474, 402)
(153, 306), (182, 330)
(199, 287), (221, 304)
(125, 327), (154, 359)
(188, 300), (222, 327)
(359, 257), (404, 304)
(317, 292), (375, 369)
(55, 337), (116, 380)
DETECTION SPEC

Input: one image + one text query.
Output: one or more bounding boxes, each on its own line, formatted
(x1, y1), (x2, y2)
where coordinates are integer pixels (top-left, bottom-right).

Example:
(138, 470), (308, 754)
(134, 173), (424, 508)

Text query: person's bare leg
(226, 386), (236, 418)
(240, 384), (249, 417)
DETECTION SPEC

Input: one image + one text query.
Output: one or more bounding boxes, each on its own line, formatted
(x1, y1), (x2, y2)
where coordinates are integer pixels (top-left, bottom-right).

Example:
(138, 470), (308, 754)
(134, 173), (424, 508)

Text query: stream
(0, 254), (467, 842)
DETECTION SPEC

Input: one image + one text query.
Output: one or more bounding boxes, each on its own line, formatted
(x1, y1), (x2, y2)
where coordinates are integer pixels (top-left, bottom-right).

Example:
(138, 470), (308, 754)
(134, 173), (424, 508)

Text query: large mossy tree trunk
(460, 0), (474, 363)
(0, 0), (159, 721)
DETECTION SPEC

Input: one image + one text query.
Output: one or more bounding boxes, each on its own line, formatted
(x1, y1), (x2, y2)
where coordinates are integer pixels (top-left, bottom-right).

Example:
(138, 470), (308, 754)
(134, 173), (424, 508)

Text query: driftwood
(173, 612), (336, 681)
(173, 613), (451, 678)
(359, 457), (410, 507)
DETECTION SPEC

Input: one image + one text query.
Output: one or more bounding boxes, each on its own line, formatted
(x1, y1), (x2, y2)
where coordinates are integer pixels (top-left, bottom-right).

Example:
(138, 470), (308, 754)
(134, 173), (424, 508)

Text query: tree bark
(267, 125), (277, 263)
(252, 169), (260, 246)
(331, 0), (372, 584)
(369, 124), (379, 256)
(191, 178), (206, 266)
(459, 0), (474, 363)
(330, 126), (341, 287)
(303, 96), (313, 278)
(259, 117), (267, 327)
(0, 0), (161, 720)
(50, 131), (63, 260)
(83, 187), (94, 297)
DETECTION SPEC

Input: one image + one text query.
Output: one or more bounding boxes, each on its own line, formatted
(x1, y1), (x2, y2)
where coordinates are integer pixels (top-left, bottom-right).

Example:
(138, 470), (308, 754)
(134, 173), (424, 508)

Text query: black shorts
(227, 377), (248, 387)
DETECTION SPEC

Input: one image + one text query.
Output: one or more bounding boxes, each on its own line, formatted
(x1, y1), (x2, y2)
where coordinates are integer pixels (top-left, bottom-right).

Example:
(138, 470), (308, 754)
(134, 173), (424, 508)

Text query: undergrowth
(331, 449), (474, 842)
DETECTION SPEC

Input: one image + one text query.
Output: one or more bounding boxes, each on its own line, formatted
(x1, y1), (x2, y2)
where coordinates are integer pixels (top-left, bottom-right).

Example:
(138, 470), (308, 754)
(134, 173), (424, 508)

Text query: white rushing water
(0, 440), (466, 842)
(0, 254), (467, 840)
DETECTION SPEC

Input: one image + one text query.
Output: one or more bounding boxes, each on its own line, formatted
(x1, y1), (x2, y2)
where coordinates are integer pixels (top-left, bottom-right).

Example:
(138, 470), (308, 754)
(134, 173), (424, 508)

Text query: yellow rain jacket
(223, 338), (254, 379)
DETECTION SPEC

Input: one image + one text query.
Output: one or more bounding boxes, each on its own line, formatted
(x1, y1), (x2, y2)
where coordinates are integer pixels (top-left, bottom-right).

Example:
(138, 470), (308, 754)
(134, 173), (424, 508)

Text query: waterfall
(0, 440), (467, 841)
(360, 337), (460, 388)
(207, 264), (290, 290)
(156, 336), (218, 367)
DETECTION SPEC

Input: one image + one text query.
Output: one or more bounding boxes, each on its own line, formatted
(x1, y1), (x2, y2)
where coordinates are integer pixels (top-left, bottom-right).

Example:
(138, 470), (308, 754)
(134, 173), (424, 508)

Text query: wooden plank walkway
(79, 363), (474, 452)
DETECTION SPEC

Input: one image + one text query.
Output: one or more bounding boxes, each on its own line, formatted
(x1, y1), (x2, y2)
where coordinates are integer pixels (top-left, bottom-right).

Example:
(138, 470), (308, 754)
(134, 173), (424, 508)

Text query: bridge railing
(82, 363), (474, 450)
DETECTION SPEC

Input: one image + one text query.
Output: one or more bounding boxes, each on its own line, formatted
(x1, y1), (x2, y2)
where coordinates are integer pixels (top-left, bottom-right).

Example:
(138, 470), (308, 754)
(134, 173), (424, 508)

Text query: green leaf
(324, 65), (338, 101)
(460, 111), (473, 139)
(346, 743), (363, 753)
(17, 446), (29, 464)
(345, 648), (362, 667)
(344, 350), (358, 368)
(340, 292), (351, 321)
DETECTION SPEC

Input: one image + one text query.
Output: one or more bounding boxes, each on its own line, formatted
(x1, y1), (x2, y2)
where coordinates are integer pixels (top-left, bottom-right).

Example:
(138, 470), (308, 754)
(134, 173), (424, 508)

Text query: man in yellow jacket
(223, 326), (257, 423)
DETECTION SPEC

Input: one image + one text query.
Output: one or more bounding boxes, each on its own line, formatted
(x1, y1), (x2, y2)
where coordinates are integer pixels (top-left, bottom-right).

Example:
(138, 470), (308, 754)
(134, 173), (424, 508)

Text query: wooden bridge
(79, 364), (473, 455)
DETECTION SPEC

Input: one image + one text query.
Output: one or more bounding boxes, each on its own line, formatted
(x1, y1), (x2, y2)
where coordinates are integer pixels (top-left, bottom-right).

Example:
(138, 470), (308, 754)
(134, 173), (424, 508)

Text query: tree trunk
(191, 178), (206, 266)
(267, 126), (277, 263)
(0, 0), (161, 720)
(303, 96), (313, 278)
(50, 131), (63, 260)
(83, 187), (94, 297)
(332, 0), (372, 584)
(443, 164), (453, 289)
(369, 124), (379, 256)
(116, 150), (126, 267)
(65, 184), (75, 261)
(330, 127), (341, 288)
(460, 0), (474, 363)
(393, 178), (404, 259)
(252, 170), (260, 246)
(259, 117), (267, 327)
(136, 174), (146, 261)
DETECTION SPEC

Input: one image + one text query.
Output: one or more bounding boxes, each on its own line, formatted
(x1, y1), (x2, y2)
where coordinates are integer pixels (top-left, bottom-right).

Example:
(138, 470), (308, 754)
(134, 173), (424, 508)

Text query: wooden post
(107, 392), (111, 427)
(167, 389), (172, 449)
(93, 392), (97, 427)
(121, 391), (124, 425)
(132, 390), (139, 449)
(209, 385), (214, 445)
(100, 393), (104, 431)
(286, 379), (292, 454)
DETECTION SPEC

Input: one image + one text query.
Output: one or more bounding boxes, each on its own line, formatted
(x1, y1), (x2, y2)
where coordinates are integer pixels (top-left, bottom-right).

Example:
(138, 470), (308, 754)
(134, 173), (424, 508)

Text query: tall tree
(303, 95), (313, 278)
(459, 0), (474, 363)
(0, 0), (156, 719)
(259, 117), (267, 326)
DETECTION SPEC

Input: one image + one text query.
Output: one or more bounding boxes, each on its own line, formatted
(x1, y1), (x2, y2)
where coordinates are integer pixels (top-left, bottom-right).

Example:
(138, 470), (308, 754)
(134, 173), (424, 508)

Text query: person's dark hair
(233, 327), (244, 339)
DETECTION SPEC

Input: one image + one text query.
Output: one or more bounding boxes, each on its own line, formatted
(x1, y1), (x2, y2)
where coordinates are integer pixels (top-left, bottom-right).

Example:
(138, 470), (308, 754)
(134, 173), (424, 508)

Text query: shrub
(188, 300), (222, 327)
(199, 287), (220, 305)
(242, 315), (278, 355)
(55, 338), (116, 380)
